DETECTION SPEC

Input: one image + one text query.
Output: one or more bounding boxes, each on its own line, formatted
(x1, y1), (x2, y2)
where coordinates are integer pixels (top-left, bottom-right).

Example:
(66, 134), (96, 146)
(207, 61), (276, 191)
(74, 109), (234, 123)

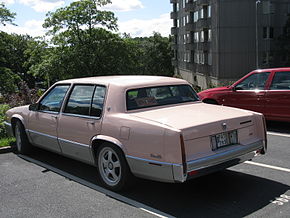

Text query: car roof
(255, 67), (290, 73)
(56, 75), (188, 87)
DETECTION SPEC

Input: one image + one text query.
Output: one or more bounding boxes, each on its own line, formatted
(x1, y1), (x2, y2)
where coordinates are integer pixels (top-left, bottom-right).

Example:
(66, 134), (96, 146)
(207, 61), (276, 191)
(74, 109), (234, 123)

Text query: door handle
(51, 115), (58, 119)
(87, 121), (96, 125)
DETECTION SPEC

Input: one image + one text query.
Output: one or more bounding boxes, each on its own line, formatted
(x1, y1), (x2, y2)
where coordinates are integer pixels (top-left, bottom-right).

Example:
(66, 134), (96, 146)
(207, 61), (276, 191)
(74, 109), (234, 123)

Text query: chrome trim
(125, 155), (180, 167)
(187, 140), (263, 172)
(27, 129), (58, 139)
(4, 121), (13, 137)
(61, 112), (101, 120)
(126, 155), (178, 183)
(58, 138), (90, 148)
(58, 137), (94, 165)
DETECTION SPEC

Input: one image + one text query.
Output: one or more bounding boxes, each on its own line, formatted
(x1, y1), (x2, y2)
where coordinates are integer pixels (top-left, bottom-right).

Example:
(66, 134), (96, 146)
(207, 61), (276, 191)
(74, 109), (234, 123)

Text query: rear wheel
(96, 143), (133, 191)
(14, 121), (31, 154)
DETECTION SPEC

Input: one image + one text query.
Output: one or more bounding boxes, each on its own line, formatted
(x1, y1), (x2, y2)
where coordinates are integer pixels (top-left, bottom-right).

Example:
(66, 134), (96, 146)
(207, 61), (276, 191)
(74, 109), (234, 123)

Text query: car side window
(91, 86), (106, 117)
(235, 72), (270, 90)
(64, 85), (95, 116)
(270, 72), (290, 90)
(39, 85), (70, 112)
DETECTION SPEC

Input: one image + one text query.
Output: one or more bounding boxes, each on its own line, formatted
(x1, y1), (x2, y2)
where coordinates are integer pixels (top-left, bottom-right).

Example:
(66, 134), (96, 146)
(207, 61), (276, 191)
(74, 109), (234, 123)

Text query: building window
(183, 35), (186, 44)
(194, 11), (199, 22)
(177, 19), (180, 27)
(186, 14), (190, 24)
(194, 32), (199, 42)
(200, 8), (204, 19)
(194, 51), (205, 64)
(200, 31), (205, 42)
(208, 5), (211, 18)
(262, 1), (275, 14)
(177, 3), (179, 11)
(263, 26), (274, 39)
(208, 51), (212, 65)
(186, 33), (190, 43)
(208, 29), (212, 41)
(183, 0), (186, 8)
(183, 16), (186, 26)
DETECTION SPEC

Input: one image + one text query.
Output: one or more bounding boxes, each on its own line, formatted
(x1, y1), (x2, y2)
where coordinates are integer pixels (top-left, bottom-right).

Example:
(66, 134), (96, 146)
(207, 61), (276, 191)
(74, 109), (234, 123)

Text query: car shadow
(266, 121), (290, 134)
(19, 147), (289, 218)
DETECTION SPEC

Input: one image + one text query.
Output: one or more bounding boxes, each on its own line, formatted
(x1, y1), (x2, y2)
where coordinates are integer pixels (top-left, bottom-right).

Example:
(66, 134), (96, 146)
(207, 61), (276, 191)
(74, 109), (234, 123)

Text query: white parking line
(267, 132), (290, 138)
(245, 161), (290, 173)
(18, 155), (171, 218)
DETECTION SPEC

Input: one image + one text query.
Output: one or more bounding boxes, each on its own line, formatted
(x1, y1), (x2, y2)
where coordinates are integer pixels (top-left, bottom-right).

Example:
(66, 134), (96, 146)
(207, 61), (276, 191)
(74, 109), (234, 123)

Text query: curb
(0, 146), (12, 154)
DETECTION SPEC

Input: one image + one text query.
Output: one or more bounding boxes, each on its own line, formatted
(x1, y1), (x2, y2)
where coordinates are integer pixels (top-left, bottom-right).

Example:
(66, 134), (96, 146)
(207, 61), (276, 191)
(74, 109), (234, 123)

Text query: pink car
(5, 76), (267, 191)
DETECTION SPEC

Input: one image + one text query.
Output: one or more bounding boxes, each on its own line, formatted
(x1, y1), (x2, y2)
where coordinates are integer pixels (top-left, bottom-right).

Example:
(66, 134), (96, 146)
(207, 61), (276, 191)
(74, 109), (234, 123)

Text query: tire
(96, 143), (133, 191)
(203, 99), (219, 105)
(14, 121), (32, 154)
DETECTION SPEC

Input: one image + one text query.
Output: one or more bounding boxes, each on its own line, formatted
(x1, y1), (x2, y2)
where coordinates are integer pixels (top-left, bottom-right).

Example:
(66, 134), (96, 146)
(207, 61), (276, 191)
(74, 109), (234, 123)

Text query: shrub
(0, 104), (10, 138)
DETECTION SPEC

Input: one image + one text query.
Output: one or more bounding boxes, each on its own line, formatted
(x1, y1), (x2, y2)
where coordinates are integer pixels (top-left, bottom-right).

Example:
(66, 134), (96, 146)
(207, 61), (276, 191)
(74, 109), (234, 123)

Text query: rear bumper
(177, 140), (264, 182)
(4, 121), (13, 137)
(126, 140), (264, 183)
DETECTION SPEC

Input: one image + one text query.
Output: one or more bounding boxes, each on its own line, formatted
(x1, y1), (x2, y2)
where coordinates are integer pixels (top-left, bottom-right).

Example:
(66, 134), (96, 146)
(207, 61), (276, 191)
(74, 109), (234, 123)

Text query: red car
(198, 68), (290, 122)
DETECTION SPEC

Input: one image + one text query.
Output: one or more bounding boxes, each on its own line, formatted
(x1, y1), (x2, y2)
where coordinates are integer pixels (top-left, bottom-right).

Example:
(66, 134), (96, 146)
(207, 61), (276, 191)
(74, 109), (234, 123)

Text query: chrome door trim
(58, 138), (90, 148)
(27, 129), (58, 139)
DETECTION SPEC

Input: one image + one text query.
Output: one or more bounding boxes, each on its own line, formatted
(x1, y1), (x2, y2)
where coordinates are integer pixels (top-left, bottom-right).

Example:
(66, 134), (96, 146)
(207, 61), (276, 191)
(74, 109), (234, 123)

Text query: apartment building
(170, 0), (290, 89)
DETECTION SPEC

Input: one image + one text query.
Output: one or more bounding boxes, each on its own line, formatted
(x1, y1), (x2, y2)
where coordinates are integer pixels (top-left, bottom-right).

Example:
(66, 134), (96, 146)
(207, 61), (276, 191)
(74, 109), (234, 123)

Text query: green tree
(0, 3), (16, 26)
(132, 33), (174, 76)
(0, 32), (35, 94)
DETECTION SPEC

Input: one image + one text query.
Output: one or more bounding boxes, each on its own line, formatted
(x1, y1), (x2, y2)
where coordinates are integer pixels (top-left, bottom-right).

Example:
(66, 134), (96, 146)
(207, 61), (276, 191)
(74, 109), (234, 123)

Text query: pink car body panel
(5, 76), (267, 183)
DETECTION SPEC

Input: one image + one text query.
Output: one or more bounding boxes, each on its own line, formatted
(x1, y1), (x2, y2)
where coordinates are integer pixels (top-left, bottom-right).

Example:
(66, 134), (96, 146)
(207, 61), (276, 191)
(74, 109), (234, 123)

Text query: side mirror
(232, 86), (243, 91)
(29, 103), (39, 111)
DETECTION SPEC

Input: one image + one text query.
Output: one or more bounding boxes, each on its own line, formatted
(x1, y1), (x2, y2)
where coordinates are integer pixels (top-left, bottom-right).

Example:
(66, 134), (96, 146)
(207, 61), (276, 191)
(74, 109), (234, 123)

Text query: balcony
(197, 0), (210, 5)
(185, 43), (195, 50)
(197, 42), (210, 51)
(171, 27), (178, 35)
(170, 11), (178, 20)
(196, 64), (211, 73)
(170, 0), (178, 3)
(196, 18), (211, 29)
(185, 23), (196, 32)
(185, 3), (196, 12)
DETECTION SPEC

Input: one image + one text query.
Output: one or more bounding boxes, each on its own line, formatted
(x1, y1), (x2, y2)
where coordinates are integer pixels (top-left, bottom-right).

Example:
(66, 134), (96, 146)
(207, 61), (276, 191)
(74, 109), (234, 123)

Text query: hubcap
(15, 125), (22, 151)
(98, 147), (121, 186)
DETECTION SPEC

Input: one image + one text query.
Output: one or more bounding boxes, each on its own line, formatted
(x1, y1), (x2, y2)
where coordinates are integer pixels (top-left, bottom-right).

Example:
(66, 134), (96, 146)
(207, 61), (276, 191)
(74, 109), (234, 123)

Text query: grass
(0, 137), (15, 148)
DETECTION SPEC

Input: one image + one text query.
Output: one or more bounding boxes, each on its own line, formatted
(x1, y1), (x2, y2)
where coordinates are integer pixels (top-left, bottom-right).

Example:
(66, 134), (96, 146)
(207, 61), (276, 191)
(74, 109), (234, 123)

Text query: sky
(0, 0), (172, 38)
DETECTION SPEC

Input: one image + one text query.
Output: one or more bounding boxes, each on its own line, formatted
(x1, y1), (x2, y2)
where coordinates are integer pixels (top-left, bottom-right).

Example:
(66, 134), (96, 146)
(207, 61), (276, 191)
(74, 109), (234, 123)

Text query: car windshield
(126, 84), (199, 110)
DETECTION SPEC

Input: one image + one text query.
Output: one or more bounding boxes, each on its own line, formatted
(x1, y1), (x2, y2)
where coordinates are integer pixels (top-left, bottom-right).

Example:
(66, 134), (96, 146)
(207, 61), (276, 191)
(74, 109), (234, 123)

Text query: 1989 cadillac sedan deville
(4, 76), (267, 190)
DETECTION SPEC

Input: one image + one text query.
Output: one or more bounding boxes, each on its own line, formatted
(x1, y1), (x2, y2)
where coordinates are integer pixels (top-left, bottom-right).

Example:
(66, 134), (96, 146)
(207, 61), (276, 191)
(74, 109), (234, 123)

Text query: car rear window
(126, 85), (199, 110)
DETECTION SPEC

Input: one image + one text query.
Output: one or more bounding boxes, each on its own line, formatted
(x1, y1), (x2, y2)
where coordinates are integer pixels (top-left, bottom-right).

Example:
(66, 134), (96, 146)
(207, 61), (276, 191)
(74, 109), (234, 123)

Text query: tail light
(261, 116), (267, 154)
(180, 134), (187, 175)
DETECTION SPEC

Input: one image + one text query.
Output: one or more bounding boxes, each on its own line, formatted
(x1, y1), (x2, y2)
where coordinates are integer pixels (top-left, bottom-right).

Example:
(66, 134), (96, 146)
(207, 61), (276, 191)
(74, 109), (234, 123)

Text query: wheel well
(91, 139), (125, 160)
(10, 117), (21, 136)
(203, 99), (219, 105)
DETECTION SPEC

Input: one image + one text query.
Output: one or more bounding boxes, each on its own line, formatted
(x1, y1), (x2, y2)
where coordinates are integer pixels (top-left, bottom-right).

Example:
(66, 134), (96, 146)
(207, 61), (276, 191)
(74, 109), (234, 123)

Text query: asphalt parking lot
(0, 121), (289, 218)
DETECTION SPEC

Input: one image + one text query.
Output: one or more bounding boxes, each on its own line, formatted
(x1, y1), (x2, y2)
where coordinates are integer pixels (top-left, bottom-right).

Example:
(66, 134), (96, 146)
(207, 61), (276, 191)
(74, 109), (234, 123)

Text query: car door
(28, 84), (70, 153)
(223, 72), (271, 113)
(264, 71), (290, 121)
(57, 84), (106, 164)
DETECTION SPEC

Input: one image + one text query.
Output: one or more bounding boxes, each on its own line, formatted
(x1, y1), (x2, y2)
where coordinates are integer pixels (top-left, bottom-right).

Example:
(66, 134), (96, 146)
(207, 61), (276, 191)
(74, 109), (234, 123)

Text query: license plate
(211, 130), (238, 150)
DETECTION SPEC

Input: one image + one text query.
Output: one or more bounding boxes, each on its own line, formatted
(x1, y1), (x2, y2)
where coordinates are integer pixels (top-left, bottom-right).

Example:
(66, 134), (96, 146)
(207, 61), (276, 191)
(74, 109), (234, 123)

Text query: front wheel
(96, 143), (133, 191)
(14, 121), (32, 154)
